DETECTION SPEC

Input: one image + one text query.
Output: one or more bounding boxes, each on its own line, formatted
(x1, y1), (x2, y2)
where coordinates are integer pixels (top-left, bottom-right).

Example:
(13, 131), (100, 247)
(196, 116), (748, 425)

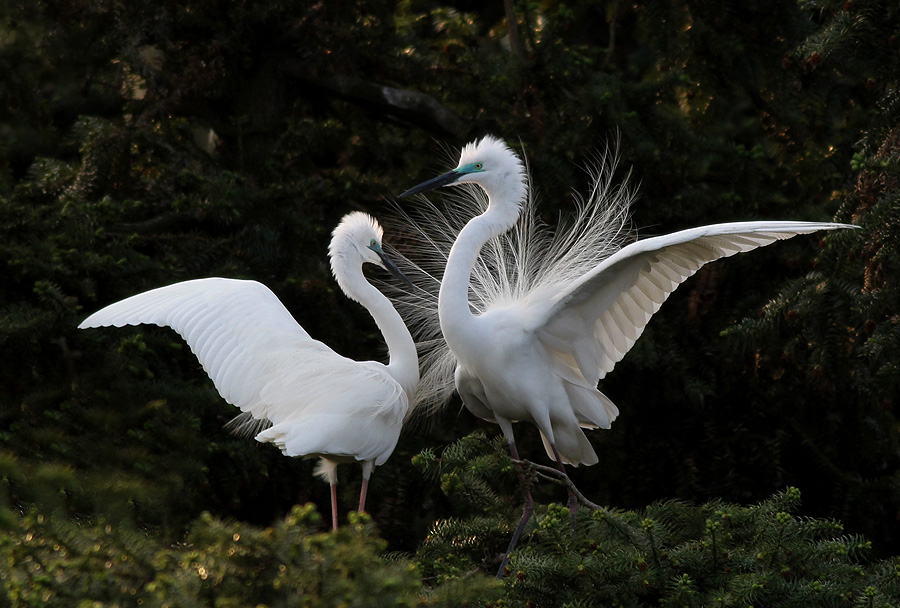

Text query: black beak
(399, 169), (461, 198)
(376, 250), (414, 289)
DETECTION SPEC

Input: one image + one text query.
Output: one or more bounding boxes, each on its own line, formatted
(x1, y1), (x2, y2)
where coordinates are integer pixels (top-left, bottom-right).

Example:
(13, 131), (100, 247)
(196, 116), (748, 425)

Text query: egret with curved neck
(400, 135), (856, 575)
(80, 212), (419, 530)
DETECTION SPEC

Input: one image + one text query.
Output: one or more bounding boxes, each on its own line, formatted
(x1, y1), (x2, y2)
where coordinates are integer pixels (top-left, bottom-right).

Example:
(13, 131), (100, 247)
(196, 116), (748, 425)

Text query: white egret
(78, 212), (419, 530)
(396, 135), (856, 572)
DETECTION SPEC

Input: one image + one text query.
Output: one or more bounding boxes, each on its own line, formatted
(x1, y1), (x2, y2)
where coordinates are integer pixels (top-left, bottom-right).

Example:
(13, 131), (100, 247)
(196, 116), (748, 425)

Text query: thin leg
(552, 445), (578, 529)
(314, 459), (340, 530)
(497, 440), (534, 578)
(359, 460), (374, 514)
(358, 478), (369, 513)
(330, 483), (339, 530)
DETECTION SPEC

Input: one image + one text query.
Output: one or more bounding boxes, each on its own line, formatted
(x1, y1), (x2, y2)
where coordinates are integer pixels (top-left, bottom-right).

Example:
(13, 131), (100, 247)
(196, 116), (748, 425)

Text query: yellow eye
(474, 162), (483, 170)
(369, 239), (378, 247)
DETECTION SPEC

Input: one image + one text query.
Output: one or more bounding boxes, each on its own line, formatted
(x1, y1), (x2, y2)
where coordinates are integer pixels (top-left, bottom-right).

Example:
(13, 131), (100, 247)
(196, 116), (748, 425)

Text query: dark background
(1, 0), (898, 562)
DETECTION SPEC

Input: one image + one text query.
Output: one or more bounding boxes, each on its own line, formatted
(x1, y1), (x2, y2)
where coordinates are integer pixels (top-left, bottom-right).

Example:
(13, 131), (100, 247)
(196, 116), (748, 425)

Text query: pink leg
(330, 483), (339, 530)
(358, 478), (369, 513)
(358, 461), (374, 514)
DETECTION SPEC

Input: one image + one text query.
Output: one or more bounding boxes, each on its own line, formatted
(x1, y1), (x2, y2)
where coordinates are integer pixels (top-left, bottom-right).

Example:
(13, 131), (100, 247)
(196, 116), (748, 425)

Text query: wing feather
(609, 301), (638, 340)
(634, 275), (666, 305)
(79, 278), (405, 434)
(196, 325), (233, 367)
(385, 144), (856, 421)
(534, 221), (855, 382)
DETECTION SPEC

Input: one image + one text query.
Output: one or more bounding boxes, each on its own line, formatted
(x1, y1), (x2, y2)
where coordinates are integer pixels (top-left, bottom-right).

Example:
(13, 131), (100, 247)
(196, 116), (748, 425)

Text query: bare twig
(504, 0), (527, 60)
(515, 459), (604, 510)
(511, 458), (648, 550)
(604, 0), (621, 67)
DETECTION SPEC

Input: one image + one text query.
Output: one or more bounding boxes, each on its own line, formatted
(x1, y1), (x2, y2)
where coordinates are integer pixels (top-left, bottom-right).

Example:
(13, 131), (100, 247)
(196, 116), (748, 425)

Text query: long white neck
(336, 264), (419, 399)
(438, 193), (522, 354)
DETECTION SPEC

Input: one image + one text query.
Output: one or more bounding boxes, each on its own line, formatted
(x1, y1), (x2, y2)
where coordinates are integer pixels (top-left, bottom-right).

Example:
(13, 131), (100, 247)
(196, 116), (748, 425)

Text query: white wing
(79, 278), (406, 453)
(532, 221), (856, 384)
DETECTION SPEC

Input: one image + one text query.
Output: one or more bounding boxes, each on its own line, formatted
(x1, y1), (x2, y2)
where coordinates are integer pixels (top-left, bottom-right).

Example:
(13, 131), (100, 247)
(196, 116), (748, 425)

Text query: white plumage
(397, 136), (855, 466)
(79, 212), (419, 529)
(396, 136), (856, 573)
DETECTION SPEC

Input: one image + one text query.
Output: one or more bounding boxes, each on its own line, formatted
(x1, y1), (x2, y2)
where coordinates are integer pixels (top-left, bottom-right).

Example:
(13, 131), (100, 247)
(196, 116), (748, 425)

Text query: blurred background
(0, 0), (897, 562)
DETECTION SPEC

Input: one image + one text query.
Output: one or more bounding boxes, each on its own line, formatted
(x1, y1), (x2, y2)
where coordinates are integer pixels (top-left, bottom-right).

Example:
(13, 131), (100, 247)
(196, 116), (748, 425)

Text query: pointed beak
(376, 250), (414, 289)
(399, 169), (461, 198)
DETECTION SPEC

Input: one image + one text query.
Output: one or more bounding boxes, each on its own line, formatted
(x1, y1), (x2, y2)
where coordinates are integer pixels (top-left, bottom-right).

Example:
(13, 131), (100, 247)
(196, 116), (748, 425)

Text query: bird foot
(514, 458), (603, 511)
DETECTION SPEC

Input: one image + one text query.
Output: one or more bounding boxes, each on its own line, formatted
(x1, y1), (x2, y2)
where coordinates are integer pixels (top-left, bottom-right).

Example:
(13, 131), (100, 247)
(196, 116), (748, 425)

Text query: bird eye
(474, 162), (483, 170)
(369, 238), (378, 247)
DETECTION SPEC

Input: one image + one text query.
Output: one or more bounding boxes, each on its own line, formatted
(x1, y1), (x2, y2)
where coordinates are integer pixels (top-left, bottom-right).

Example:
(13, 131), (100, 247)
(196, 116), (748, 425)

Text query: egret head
(330, 212), (411, 291)
(400, 136), (527, 208)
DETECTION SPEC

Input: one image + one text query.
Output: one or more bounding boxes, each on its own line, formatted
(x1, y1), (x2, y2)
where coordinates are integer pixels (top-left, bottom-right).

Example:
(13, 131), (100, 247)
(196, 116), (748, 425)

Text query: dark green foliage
(1, 0), (899, 604)
(4, 438), (897, 606)
(0, 504), (500, 606)
(717, 0), (900, 553)
(413, 433), (523, 576)
(416, 434), (900, 607)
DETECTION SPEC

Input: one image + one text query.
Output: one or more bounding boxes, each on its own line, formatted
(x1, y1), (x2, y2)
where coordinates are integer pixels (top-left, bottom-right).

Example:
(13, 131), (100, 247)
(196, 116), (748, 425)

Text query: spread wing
(532, 221), (856, 385)
(78, 278), (406, 437)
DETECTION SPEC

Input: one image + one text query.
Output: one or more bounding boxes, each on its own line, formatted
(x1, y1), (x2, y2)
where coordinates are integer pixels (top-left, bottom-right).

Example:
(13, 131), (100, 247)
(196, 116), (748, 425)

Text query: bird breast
(451, 310), (559, 423)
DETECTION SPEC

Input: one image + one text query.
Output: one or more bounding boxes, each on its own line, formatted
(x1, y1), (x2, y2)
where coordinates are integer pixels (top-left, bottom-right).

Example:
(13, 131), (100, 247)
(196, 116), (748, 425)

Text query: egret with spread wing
(79, 212), (419, 530)
(397, 136), (856, 573)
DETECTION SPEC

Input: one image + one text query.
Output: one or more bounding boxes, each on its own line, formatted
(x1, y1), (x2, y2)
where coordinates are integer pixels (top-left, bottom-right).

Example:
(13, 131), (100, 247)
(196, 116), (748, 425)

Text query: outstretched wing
(532, 221), (856, 384)
(78, 278), (404, 434)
